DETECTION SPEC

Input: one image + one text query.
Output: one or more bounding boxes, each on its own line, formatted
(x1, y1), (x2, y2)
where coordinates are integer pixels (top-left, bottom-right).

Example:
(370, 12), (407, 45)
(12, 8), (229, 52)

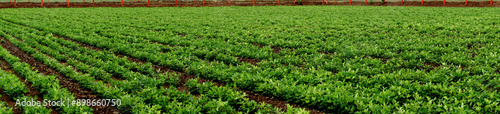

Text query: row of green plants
(0, 26), (168, 113)
(0, 6), (499, 113)
(0, 68), (48, 113)
(3, 17), (355, 112)
(0, 42), (89, 113)
(48, 9), (499, 88)
(0, 19), (296, 113)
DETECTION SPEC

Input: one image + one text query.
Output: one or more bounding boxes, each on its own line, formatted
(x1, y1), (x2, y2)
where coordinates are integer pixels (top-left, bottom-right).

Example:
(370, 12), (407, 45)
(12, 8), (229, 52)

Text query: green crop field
(0, 6), (499, 113)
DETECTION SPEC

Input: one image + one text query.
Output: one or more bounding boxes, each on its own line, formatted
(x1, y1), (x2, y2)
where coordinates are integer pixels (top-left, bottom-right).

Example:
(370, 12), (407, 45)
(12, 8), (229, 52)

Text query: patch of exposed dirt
(238, 57), (261, 65)
(252, 43), (265, 48)
(239, 89), (324, 114)
(271, 46), (282, 54)
(0, 91), (24, 114)
(469, 52), (477, 58)
(425, 62), (441, 70)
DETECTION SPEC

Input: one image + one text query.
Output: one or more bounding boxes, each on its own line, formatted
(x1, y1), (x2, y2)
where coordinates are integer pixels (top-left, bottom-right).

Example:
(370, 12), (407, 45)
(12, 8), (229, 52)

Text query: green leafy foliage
(0, 6), (499, 113)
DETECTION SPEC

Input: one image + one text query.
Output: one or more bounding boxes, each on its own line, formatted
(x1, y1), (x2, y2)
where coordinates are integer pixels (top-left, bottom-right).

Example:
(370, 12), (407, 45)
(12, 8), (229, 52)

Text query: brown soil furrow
(0, 59), (32, 114)
(425, 62), (441, 70)
(252, 43), (265, 48)
(271, 46), (282, 54)
(53, 33), (324, 114)
(0, 36), (119, 114)
(238, 57), (261, 66)
(0, 91), (23, 114)
(1, 38), (58, 114)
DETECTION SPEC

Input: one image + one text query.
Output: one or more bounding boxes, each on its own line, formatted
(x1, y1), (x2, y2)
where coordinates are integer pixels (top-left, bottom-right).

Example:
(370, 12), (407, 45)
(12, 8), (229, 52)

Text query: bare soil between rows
(0, 35), (119, 114)
(0, 37), (60, 114)
(55, 32), (324, 113)
(17, 15), (324, 112)
(0, 58), (53, 114)
(0, 1), (498, 8)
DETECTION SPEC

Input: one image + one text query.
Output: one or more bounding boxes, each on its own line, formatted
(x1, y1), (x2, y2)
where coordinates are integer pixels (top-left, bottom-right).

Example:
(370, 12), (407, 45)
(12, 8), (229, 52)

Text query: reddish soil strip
(1, 39), (57, 114)
(0, 1), (498, 8)
(194, 74), (325, 114)
(52, 32), (324, 113)
(271, 46), (282, 54)
(425, 62), (441, 69)
(109, 76), (125, 81)
(177, 33), (186, 37)
(0, 36), (119, 114)
(252, 43), (264, 48)
(0, 60), (27, 114)
(0, 91), (23, 114)
(251, 43), (285, 54)
(237, 58), (261, 65)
